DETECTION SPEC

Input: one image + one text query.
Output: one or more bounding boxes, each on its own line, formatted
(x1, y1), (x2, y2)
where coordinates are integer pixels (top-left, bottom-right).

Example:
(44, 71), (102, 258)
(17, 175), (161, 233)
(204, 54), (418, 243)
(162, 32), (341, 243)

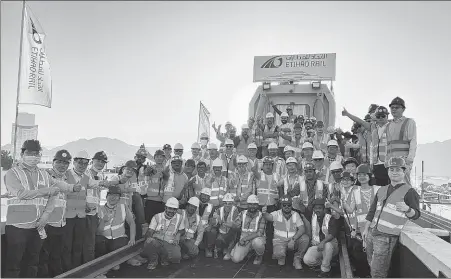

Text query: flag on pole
(198, 102), (211, 142)
(18, 4), (52, 108)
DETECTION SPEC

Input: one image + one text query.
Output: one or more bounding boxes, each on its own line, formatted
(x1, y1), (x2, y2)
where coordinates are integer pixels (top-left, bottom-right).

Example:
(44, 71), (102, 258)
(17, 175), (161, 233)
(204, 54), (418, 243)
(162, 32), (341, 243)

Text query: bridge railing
(422, 191), (451, 203)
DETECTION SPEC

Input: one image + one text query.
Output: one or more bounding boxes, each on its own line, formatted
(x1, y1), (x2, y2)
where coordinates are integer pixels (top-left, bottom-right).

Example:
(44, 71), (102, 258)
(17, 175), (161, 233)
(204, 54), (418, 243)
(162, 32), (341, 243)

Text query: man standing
(262, 112), (279, 157)
(144, 150), (167, 224)
(278, 112), (294, 158)
(234, 124), (254, 157)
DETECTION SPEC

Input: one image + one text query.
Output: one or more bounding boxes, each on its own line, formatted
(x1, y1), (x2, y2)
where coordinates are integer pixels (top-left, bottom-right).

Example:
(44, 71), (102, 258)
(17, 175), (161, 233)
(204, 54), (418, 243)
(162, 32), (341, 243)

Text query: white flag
(18, 5), (52, 108)
(198, 102), (211, 142)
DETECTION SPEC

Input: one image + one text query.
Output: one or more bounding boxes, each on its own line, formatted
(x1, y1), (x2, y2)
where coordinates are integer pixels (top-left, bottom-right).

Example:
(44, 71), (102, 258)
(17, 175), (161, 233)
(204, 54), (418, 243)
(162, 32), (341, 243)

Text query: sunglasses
(376, 115), (386, 119)
(281, 203), (292, 207)
(390, 106), (403, 110)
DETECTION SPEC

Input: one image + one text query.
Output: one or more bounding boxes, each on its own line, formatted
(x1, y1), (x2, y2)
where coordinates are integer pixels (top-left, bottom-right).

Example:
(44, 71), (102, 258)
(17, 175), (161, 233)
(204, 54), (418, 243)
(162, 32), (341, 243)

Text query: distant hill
(412, 139), (451, 178)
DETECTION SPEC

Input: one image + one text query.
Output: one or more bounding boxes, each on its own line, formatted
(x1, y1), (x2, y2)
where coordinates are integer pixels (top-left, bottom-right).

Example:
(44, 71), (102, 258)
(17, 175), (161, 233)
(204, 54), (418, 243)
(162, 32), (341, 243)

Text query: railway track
(418, 210), (451, 232)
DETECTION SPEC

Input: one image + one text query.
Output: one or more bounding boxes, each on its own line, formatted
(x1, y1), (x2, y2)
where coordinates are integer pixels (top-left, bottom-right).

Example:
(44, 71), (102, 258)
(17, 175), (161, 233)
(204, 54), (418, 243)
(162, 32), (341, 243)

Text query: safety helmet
(262, 156), (274, 164)
(304, 119), (313, 125)
(304, 162), (316, 171)
(191, 142), (201, 149)
(280, 195), (292, 204)
(246, 194), (259, 204)
(166, 197), (179, 209)
(201, 187), (211, 196)
(248, 143), (257, 149)
(200, 132), (209, 139)
(375, 106), (389, 116)
(74, 150), (90, 160)
(385, 157), (406, 169)
(281, 112), (289, 118)
(225, 139), (234, 146)
(301, 142), (314, 150)
(283, 145), (293, 153)
(212, 158), (223, 168)
(266, 112), (274, 118)
(389, 97), (406, 109)
(174, 143), (184, 150)
(225, 121), (232, 126)
(268, 142), (278, 150)
(310, 116), (317, 121)
(327, 140), (339, 147)
(136, 144), (147, 157)
(92, 151), (108, 162)
(163, 144), (172, 150)
(107, 186), (121, 196)
(343, 157), (359, 167)
(223, 193), (234, 202)
(207, 143), (218, 150)
(330, 161), (344, 171)
(315, 121), (324, 128)
(236, 155), (248, 164)
(356, 164), (372, 175)
(326, 126), (336, 134)
(286, 157), (298, 165)
(154, 149), (165, 157)
(312, 150), (325, 160)
(125, 160), (138, 169)
(171, 155), (183, 163)
(188, 197), (200, 207)
(241, 124), (249, 130)
(54, 149), (72, 162)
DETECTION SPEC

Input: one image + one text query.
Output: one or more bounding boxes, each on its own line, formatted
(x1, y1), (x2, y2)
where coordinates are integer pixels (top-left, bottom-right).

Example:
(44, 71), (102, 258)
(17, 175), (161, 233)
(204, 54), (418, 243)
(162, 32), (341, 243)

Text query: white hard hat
(241, 123), (249, 130)
(286, 157), (298, 164)
(326, 126), (336, 134)
(327, 140), (339, 147)
(223, 193), (234, 202)
(248, 143), (257, 149)
(281, 112), (289, 118)
(74, 150), (90, 159)
(225, 121), (232, 126)
(310, 116), (317, 121)
(212, 158), (223, 168)
(247, 194), (259, 204)
(312, 150), (325, 159)
(166, 197), (179, 209)
(225, 139), (234, 146)
(200, 132), (209, 138)
(207, 143), (218, 150)
(191, 142), (201, 149)
(174, 143), (184, 150)
(201, 188), (211, 196)
(330, 161), (344, 171)
(188, 197), (200, 207)
(283, 145), (293, 153)
(237, 155), (248, 164)
(268, 142), (278, 150)
(302, 142), (314, 149)
(266, 112), (274, 118)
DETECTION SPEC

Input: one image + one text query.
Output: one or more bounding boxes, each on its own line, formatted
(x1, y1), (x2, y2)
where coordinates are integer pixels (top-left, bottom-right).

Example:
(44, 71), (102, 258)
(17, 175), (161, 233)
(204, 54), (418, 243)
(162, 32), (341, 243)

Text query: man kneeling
(144, 197), (184, 270)
(179, 197), (204, 260)
(262, 195), (310, 269)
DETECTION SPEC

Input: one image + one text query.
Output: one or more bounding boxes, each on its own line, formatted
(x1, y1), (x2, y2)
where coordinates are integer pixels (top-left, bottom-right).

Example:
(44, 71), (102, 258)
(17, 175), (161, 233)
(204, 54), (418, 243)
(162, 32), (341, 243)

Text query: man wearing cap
(211, 193), (240, 260)
(144, 150), (168, 224)
(290, 122), (305, 158)
(362, 157), (420, 278)
(262, 195), (309, 269)
(212, 121), (234, 145)
(188, 161), (208, 197)
(232, 155), (254, 211)
(277, 157), (303, 213)
(199, 133), (210, 160)
(338, 171), (358, 233)
(230, 195), (266, 265)
(96, 186), (137, 271)
(134, 145), (152, 235)
(303, 198), (344, 277)
(262, 112), (280, 157)
(278, 112), (294, 158)
(179, 197), (205, 260)
(246, 143), (262, 173)
(162, 144), (172, 166)
(179, 160), (198, 205)
(324, 140), (343, 168)
(4, 140), (83, 278)
(163, 156), (189, 206)
(144, 197), (184, 270)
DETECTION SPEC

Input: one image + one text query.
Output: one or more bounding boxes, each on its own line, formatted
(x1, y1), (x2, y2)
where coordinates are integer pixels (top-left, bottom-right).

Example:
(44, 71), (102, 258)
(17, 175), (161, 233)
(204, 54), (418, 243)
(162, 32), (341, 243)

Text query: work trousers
(62, 217), (86, 271)
(273, 234), (310, 261)
(260, 204), (277, 254)
(366, 229), (399, 278)
(180, 238), (199, 258)
(145, 199), (165, 224)
(95, 236), (128, 258)
(257, 146), (263, 159)
(303, 238), (339, 273)
(83, 214), (99, 263)
(373, 164), (390, 186)
(132, 192), (145, 239)
(4, 225), (44, 278)
(231, 236), (266, 263)
(38, 225), (65, 278)
(144, 238), (181, 265)
(215, 229), (238, 252)
(203, 226), (218, 250)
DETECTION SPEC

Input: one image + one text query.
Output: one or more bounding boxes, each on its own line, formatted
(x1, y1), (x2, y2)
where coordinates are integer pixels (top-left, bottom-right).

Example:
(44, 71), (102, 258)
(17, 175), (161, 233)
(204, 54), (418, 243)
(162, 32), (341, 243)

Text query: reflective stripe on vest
(283, 175), (302, 210)
(182, 210), (200, 239)
(153, 213), (182, 242)
(354, 186), (380, 231)
(358, 131), (371, 163)
(273, 210), (298, 240)
(241, 210), (262, 239)
(257, 173), (279, 206)
(236, 136), (250, 156)
(102, 204), (126, 239)
(371, 184), (410, 236)
(45, 169), (67, 225)
(312, 213), (331, 245)
(219, 206), (237, 234)
(209, 176), (226, 205)
(386, 118), (411, 160)
(65, 170), (88, 218)
(263, 125), (277, 145)
(372, 124), (388, 163)
(299, 178), (323, 206)
(6, 167), (50, 225)
(200, 203), (213, 225)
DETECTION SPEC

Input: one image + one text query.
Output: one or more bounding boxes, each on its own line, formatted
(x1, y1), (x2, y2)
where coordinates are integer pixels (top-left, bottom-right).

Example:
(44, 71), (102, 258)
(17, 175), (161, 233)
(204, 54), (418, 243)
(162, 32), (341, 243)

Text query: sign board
(253, 53), (336, 82)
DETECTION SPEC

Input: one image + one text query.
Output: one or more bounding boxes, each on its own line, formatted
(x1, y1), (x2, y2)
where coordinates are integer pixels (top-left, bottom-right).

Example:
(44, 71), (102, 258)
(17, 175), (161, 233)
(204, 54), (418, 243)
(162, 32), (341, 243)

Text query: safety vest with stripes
(220, 153), (237, 173)
(193, 174), (207, 196)
(119, 178), (139, 209)
(283, 174), (302, 211)
(153, 212), (183, 242)
(65, 170), (89, 219)
(341, 185), (357, 229)
(273, 157), (287, 178)
(370, 183), (410, 236)
(199, 203), (214, 225)
(354, 186), (380, 232)
(207, 175), (227, 207)
(218, 206), (238, 234)
(311, 213), (332, 245)
(6, 166), (51, 226)
(45, 168), (68, 226)
(235, 172), (253, 208)
(240, 210), (262, 240)
(371, 123), (388, 164)
(136, 165), (149, 195)
(386, 118), (411, 162)
(263, 125), (277, 146)
(247, 158), (262, 173)
(146, 165), (165, 202)
(85, 168), (102, 216)
(181, 210), (201, 240)
(273, 210), (299, 241)
(256, 172), (279, 206)
(99, 203), (126, 239)
(299, 178), (324, 207)
(358, 131), (371, 164)
(236, 136), (251, 156)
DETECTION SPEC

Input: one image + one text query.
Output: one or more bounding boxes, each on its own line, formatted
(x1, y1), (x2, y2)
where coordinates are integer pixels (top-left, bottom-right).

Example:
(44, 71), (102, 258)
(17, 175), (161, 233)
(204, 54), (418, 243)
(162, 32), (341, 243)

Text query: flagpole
(13, 0), (26, 163)
(198, 101), (202, 142)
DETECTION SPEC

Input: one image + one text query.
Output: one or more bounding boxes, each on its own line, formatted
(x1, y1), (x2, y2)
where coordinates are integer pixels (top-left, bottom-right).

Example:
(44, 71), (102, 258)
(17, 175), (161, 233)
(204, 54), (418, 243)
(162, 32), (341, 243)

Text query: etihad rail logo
(261, 56), (283, 68)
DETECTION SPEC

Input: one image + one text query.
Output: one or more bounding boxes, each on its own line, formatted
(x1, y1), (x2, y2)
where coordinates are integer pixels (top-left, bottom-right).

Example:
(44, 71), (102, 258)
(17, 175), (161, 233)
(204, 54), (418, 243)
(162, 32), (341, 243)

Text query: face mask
(23, 156), (40, 167)
(201, 140), (208, 146)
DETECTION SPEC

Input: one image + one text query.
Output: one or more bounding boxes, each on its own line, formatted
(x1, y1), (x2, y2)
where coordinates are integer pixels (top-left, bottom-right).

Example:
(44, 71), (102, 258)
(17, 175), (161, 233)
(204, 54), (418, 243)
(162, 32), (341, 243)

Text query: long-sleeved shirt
(181, 210), (205, 245)
(315, 215), (344, 241)
(46, 168), (75, 227)
(366, 182), (420, 236)
(387, 116), (417, 164)
(233, 210), (266, 237)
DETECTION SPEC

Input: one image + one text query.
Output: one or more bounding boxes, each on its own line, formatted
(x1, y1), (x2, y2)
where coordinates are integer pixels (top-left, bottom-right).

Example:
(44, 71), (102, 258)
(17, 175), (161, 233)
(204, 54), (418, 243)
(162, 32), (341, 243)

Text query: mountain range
(2, 137), (451, 178)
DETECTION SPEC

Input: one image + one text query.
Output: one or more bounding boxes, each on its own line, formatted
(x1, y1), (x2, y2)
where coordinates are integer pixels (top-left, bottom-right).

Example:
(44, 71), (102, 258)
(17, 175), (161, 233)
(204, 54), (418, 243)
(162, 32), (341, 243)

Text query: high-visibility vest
(85, 168), (102, 215)
(273, 210), (299, 241)
(253, 126), (264, 147)
(235, 172), (253, 208)
(193, 175), (207, 196)
(247, 158), (262, 173)
(136, 165), (149, 195)
(6, 166), (50, 226)
(299, 178), (324, 207)
(218, 206), (238, 234)
(256, 172), (279, 206)
(358, 131), (371, 164)
(181, 210), (201, 240)
(341, 185), (357, 229)
(65, 170), (88, 219)
(354, 186), (380, 232)
(99, 203), (126, 239)
(236, 136), (251, 156)
(371, 123), (388, 164)
(164, 170), (188, 201)
(278, 123), (293, 147)
(324, 154), (343, 168)
(273, 157), (287, 177)
(146, 165), (165, 201)
(221, 153), (237, 173)
(240, 210), (262, 240)
(386, 118), (412, 161)
(208, 175), (227, 207)
(199, 203), (214, 225)
(263, 125), (277, 146)
(370, 184), (410, 236)
(283, 174), (303, 211)
(45, 168), (67, 226)
(153, 212), (183, 242)
(119, 178), (139, 209)
(311, 213), (332, 245)
(313, 133), (329, 152)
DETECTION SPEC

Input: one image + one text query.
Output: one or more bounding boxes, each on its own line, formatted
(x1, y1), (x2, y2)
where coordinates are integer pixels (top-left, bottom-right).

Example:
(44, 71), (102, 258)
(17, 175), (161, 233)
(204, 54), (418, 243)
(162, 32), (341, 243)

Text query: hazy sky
(2, 1), (451, 149)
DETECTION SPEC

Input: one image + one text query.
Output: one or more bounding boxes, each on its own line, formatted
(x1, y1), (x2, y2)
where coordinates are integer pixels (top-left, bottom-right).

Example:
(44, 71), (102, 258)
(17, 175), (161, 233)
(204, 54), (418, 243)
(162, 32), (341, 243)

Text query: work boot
(277, 257), (286, 266)
(293, 257), (303, 270)
(147, 262), (158, 270)
(253, 255), (263, 265)
(214, 248), (219, 259)
(223, 252), (231, 261)
(205, 249), (213, 258)
(135, 254), (148, 264)
(182, 254), (190, 260)
(318, 271), (331, 278)
(127, 258), (142, 266)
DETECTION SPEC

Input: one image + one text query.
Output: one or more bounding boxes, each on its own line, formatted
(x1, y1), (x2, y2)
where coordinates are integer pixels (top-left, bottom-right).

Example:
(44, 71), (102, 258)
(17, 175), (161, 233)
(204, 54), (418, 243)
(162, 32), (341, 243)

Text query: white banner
(19, 5), (52, 108)
(198, 102), (211, 142)
(253, 53), (336, 82)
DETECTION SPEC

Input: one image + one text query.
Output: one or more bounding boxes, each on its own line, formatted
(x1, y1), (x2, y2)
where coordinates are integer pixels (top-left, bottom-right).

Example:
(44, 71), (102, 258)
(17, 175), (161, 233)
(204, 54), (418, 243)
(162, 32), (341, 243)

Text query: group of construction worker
(3, 95), (419, 278)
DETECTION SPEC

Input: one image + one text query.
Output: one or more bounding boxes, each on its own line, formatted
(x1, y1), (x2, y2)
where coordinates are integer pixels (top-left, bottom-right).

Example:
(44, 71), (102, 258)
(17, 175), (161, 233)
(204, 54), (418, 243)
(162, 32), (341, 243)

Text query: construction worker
(189, 161), (208, 197)
(162, 144), (172, 166)
(205, 142), (219, 173)
(313, 121), (330, 152)
(134, 145), (151, 239)
(343, 157), (359, 177)
(211, 193), (240, 260)
(170, 143), (186, 167)
(246, 143), (262, 173)
(277, 157), (303, 213)
(339, 171), (358, 234)
(233, 155), (254, 211)
(268, 142), (287, 177)
(234, 124), (254, 156)
(197, 188), (216, 257)
(313, 150), (328, 181)
(370, 106), (390, 186)
(191, 142), (202, 164)
(271, 103), (297, 123)
(144, 197), (184, 270)
(184, 159), (196, 180)
(230, 195), (266, 265)
(220, 139), (237, 177)
(262, 195), (310, 269)
(324, 140), (343, 168)
(278, 112), (294, 157)
(283, 145), (295, 160)
(300, 142), (315, 172)
(262, 112), (279, 157)
(96, 186), (137, 271)
(303, 198), (344, 278)
(299, 162), (329, 223)
(180, 160), (198, 204)
(253, 116), (265, 159)
(328, 161), (344, 199)
(144, 150), (167, 224)
(362, 157), (420, 278)
(4, 140), (81, 278)
(290, 122), (305, 159)
(199, 132), (210, 160)
(212, 121), (233, 145)
(179, 197), (204, 260)
(163, 156), (189, 205)
(206, 158), (228, 208)
(38, 150), (80, 278)
(385, 97), (417, 185)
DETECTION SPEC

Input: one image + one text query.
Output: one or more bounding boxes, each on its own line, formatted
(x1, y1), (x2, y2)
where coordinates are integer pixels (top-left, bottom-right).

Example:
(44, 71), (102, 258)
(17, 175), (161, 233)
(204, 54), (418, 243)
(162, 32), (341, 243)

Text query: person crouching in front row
(144, 197), (184, 270)
(95, 186), (136, 272)
(179, 197), (205, 260)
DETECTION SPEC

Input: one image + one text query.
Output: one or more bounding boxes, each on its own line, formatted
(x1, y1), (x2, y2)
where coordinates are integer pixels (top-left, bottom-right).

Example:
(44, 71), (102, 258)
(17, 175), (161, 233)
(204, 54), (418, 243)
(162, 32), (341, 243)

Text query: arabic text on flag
(198, 102), (211, 142)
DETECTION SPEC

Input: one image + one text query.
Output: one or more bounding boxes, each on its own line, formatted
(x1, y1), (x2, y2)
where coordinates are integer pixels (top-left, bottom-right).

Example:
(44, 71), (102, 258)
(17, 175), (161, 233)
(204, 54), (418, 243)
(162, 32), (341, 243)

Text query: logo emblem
(261, 56), (283, 68)
(62, 153), (67, 158)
